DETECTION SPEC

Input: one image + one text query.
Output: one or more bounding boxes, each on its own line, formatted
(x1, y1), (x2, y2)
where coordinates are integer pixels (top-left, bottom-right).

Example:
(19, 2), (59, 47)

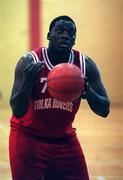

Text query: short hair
(49, 15), (76, 32)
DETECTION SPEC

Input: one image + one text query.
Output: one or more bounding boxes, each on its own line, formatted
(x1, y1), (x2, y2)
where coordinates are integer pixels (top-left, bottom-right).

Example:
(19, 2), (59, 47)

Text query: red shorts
(9, 128), (89, 180)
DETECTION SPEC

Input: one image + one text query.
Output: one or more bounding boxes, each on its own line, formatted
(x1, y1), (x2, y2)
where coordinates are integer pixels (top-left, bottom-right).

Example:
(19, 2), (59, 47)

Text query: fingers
(24, 61), (42, 76)
(81, 76), (90, 99)
(30, 62), (42, 75)
(84, 76), (88, 83)
(23, 61), (42, 85)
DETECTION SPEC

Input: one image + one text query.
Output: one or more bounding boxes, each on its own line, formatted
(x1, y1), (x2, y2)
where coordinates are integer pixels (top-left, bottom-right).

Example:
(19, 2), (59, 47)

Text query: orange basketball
(47, 63), (85, 102)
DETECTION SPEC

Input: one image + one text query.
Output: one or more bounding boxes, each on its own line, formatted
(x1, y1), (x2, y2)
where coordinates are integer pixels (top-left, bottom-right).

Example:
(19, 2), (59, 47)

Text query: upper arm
(10, 54), (34, 100)
(85, 56), (108, 97)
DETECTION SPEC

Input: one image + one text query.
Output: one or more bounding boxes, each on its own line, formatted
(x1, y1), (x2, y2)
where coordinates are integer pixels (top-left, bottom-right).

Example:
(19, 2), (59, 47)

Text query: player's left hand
(80, 76), (91, 99)
(74, 76), (91, 101)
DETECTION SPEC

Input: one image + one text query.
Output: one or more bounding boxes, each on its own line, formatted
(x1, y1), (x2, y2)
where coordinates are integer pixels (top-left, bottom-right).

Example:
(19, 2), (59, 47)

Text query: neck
(47, 46), (71, 65)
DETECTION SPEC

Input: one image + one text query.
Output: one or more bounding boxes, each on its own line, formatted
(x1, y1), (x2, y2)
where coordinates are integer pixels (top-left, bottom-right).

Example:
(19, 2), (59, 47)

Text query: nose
(60, 30), (69, 38)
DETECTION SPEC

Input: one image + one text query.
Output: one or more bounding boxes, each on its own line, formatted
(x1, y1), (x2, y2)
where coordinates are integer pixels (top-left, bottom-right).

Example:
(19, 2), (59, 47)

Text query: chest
(31, 48), (82, 100)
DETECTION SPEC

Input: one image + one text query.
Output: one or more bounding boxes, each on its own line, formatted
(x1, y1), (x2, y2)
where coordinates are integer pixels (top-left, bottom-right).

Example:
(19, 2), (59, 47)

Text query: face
(47, 20), (76, 52)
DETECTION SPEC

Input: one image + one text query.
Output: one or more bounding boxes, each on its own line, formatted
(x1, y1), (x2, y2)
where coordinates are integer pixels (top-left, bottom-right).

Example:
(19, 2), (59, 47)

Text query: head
(47, 15), (76, 52)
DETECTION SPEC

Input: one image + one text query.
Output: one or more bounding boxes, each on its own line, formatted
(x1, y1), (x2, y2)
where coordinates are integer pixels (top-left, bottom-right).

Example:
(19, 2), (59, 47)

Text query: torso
(10, 47), (86, 138)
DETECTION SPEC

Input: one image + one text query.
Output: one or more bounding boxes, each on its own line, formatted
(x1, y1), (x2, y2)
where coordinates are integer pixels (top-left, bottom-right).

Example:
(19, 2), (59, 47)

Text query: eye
(56, 28), (64, 34)
(57, 29), (62, 34)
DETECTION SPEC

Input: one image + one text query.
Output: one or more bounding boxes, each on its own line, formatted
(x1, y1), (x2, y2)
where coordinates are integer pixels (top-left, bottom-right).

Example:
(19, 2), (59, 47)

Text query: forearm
(83, 87), (110, 117)
(10, 82), (33, 118)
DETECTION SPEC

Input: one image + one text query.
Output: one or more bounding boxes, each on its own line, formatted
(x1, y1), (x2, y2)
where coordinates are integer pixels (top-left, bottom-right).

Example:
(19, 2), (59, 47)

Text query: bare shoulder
(85, 55), (97, 70)
(17, 53), (34, 67)
(84, 55), (100, 79)
(15, 53), (34, 73)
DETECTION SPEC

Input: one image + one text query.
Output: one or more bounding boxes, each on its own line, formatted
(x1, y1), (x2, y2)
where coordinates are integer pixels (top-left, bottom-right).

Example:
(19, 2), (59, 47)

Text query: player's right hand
(23, 61), (42, 85)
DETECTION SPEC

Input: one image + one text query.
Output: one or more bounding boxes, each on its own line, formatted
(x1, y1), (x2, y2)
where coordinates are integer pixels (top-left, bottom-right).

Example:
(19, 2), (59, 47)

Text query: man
(9, 15), (110, 180)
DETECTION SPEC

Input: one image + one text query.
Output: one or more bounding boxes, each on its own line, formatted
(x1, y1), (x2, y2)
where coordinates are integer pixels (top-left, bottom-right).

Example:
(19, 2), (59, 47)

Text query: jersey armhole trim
(79, 53), (86, 77)
(27, 51), (40, 64)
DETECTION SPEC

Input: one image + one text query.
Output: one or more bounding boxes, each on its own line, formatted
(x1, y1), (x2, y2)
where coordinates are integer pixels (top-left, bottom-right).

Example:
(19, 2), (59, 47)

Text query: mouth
(59, 43), (70, 48)
(58, 41), (72, 48)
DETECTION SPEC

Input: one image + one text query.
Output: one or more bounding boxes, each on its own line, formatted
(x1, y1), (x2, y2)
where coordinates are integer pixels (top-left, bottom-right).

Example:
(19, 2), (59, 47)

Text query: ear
(47, 32), (50, 40)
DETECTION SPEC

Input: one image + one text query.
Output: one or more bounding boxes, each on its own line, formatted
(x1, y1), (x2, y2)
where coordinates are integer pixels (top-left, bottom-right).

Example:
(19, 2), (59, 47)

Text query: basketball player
(9, 16), (110, 180)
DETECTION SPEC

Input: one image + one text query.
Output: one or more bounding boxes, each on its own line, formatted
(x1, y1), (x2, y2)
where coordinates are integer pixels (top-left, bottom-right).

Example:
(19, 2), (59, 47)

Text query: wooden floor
(0, 104), (123, 180)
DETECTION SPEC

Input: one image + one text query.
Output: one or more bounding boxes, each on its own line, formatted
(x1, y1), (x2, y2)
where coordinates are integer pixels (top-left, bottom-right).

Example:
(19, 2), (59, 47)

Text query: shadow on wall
(0, 90), (2, 100)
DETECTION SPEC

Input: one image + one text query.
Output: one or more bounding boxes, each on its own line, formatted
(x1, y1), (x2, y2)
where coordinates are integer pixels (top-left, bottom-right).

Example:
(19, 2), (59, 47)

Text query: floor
(0, 104), (123, 180)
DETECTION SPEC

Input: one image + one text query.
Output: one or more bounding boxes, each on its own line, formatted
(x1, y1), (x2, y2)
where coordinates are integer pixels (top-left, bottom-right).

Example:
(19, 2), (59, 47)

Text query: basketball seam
(47, 76), (83, 82)
(48, 86), (84, 94)
(47, 76), (84, 93)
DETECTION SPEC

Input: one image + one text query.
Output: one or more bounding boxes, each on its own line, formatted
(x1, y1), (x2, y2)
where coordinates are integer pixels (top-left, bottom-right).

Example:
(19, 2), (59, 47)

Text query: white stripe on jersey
(79, 52), (86, 77)
(26, 51), (40, 64)
(42, 48), (52, 70)
(27, 52), (37, 64)
(70, 50), (74, 64)
(31, 51), (40, 63)
(45, 48), (54, 69)
(83, 54), (86, 76)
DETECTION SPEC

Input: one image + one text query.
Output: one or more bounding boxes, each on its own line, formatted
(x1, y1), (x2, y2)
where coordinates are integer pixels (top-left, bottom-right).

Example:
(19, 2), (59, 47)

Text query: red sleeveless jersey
(10, 48), (86, 137)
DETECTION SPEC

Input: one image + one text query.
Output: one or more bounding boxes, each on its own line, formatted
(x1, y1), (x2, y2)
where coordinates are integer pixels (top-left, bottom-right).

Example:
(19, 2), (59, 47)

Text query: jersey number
(40, 77), (47, 93)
